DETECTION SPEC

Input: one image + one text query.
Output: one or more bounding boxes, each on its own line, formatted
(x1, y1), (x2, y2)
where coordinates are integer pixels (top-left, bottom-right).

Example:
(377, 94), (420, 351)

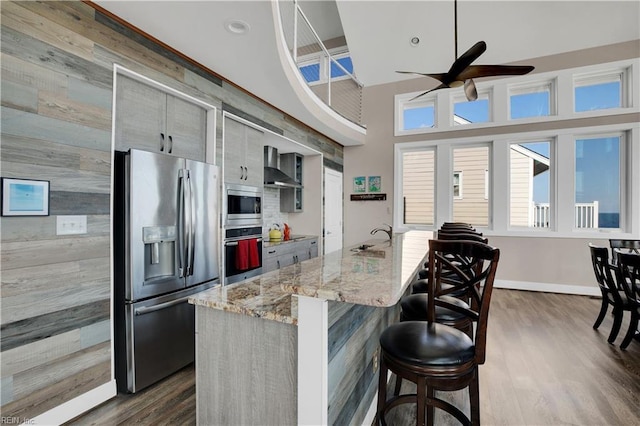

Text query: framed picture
(368, 176), (382, 193)
(353, 176), (366, 193)
(2, 178), (50, 216)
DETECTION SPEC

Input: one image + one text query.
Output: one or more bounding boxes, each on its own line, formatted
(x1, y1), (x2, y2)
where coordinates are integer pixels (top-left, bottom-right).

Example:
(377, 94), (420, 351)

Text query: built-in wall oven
(224, 226), (263, 284)
(225, 184), (262, 228)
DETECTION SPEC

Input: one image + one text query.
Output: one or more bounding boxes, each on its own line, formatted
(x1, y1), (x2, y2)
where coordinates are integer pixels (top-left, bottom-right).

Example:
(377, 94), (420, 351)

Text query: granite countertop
(262, 234), (317, 248)
(189, 230), (432, 325)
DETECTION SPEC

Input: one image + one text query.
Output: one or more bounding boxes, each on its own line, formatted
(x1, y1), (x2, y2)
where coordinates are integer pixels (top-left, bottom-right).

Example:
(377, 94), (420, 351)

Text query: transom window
(453, 92), (491, 125)
(574, 70), (624, 112)
(402, 100), (435, 130)
(509, 80), (554, 119)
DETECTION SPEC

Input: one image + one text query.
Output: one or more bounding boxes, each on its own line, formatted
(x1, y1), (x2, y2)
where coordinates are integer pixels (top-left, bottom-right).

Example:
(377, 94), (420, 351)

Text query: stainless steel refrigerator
(114, 149), (220, 393)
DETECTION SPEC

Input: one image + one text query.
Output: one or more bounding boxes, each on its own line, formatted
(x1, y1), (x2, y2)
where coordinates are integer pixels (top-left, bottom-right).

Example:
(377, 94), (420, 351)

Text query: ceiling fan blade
(397, 71), (448, 83)
(464, 79), (478, 101)
(448, 41), (487, 77)
(460, 64), (535, 80)
(409, 83), (448, 101)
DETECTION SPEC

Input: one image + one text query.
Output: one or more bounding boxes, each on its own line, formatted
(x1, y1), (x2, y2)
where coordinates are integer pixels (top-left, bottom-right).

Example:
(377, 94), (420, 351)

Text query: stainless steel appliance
(224, 226), (263, 284)
(114, 149), (220, 393)
(225, 184), (262, 227)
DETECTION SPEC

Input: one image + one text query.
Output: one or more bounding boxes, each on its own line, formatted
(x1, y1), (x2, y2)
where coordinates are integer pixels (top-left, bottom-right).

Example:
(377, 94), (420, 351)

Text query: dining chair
(609, 239), (640, 264)
(589, 244), (630, 343)
(376, 239), (500, 426)
(613, 250), (640, 350)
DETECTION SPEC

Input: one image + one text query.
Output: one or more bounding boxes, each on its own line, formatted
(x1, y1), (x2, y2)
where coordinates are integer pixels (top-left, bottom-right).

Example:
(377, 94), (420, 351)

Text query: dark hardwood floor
(67, 289), (640, 425)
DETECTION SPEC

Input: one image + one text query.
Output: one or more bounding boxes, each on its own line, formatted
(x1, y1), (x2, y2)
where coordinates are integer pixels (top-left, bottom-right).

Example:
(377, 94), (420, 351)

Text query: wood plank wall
(327, 300), (400, 425)
(0, 0), (344, 419)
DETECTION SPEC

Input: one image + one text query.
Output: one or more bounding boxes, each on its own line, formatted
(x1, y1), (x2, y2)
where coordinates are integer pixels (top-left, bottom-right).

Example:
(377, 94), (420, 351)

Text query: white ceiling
(94, 1), (640, 146)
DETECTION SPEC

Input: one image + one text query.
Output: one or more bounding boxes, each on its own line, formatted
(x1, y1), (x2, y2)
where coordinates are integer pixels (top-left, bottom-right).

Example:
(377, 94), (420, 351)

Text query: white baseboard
(495, 279), (600, 297)
(32, 380), (116, 425)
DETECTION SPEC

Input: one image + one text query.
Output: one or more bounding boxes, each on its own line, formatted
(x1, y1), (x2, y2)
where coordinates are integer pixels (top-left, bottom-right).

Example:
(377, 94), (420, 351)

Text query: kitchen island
(189, 230), (432, 425)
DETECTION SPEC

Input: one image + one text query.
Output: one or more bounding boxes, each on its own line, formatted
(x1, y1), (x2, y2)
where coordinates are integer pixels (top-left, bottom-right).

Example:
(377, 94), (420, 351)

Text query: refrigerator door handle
(186, 170), (196, 276)
(134, 295), (191, 316)
(177, 170), (187, 278)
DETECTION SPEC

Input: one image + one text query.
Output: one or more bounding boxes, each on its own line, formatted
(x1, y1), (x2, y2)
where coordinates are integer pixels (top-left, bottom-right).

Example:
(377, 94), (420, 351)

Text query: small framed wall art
(368, 176), (381, 193)
(1, 178), (50, 216)
(353, 176), (366, 193)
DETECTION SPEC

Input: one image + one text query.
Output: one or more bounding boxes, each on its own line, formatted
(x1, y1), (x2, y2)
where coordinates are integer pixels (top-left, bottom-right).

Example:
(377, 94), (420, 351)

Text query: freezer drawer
(117, 282), (216, 393)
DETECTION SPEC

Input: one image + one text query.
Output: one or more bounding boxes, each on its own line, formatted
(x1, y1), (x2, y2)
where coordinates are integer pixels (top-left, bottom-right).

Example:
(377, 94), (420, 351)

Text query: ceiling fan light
(449, 80), (464, 88)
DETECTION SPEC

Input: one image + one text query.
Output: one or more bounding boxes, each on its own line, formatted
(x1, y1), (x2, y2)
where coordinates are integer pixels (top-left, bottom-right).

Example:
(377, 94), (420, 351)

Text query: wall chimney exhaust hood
(263, 146), (302, 188)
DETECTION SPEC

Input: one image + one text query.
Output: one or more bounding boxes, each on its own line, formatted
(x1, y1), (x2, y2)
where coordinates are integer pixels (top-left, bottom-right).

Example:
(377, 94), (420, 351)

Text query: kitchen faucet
(371, 223), (393, 240)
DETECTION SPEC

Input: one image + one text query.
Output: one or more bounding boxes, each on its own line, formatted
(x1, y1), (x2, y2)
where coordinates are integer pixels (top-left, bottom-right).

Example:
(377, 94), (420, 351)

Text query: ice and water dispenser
(142, 226), (176, 280)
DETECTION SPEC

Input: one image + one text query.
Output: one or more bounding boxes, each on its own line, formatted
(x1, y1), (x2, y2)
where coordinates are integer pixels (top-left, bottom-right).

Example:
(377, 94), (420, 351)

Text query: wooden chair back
(615, 250), (640, 303)
(609, 239), (640, 264)
(589, 244), (624, 304)
(426, 239), (500, 364)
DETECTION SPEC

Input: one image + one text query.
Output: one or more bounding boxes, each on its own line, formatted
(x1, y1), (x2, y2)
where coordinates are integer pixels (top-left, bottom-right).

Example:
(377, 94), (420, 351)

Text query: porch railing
(532, 201), (599, 228)
(278, 0), (364, 126)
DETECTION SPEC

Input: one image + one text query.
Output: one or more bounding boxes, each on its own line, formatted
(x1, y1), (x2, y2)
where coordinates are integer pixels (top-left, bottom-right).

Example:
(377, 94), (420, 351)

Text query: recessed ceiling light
(225, 19), (250, 35)
(410, 37), (420, 47)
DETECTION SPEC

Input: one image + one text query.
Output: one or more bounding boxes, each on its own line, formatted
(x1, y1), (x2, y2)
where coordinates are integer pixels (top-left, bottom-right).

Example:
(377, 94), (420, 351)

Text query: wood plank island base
(189, 230), (432, 425)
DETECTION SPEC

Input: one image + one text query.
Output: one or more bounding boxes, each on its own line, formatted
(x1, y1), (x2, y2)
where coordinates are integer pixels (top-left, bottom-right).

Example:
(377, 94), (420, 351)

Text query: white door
(324, 168), (343, 254)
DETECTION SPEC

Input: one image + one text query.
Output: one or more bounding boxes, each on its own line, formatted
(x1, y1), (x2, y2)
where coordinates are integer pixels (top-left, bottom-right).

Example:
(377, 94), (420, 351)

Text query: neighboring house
(403, 144), (550, 228)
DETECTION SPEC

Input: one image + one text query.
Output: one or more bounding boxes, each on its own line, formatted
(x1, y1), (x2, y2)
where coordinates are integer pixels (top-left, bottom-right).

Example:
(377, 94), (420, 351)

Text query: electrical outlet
(56, 215), (87, 235)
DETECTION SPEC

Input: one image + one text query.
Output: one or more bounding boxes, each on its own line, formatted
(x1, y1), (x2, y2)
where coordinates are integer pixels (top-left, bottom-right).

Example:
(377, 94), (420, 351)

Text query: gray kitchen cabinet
(115, 75), (206, 161)
(280, 153), (303, 212)
(224, 117), (264, 187)
(262, 237), (318, 273)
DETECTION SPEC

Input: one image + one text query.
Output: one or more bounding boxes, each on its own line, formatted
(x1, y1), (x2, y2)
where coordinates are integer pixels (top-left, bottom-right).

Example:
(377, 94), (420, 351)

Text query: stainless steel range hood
(263, 146), (302, 188)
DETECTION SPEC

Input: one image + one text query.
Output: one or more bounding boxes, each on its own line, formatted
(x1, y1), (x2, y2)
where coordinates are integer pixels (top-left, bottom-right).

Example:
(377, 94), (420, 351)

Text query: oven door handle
(225, 238), (263, 247)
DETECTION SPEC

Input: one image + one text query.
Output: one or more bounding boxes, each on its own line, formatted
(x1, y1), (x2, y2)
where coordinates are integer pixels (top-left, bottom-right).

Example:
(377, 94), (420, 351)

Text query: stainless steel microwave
(225, 184), (262, 227)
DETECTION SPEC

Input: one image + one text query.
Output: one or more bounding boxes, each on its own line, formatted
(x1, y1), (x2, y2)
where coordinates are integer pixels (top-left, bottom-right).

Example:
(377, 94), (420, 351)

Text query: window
(510, 81), (554, 119)
(510, 141), (551, 228)
(453, 171), (462, 199)
(401, 150), (435, 225)
(453, 93), (490, 125)
(298, 52), (354, 84)
(453, 146), (489, 226)
(402, 101), (435, 130)
(330, 55), (353, 79)
(575, 135), (622, 229)
(299, 61), (320, 83)
(574, 71), (623, 112)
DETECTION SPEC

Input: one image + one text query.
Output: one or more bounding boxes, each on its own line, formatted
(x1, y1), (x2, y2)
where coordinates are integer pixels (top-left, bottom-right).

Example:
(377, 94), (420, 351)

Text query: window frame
(453, 171), (463, 199)
(451, 90), (492, 126)
(393, 59), (637, 136)
(508, 79), (556, 120)
(573, 68), (627, 112)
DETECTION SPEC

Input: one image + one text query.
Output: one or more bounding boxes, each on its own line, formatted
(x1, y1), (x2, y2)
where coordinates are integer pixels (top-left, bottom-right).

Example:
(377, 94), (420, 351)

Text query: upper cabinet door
(115, 74), (207, 162)
(223, 117), (248, 185)
(115, 75), (166, 153)
(223, 117), (264, 187)
(166, 95), (206, 161)
(243, 125), (264, 188)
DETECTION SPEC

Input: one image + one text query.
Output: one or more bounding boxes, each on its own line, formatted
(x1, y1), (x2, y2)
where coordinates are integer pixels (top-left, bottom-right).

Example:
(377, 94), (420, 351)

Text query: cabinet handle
(277, 260), (280, 269)
(160, 133), (165, 152)
(244, 166), (248, 180)
(310, 241), (317, 245)
(268, 250), (276, 254)
(168, 135), (173, 154)
(240, 166), (245, 180)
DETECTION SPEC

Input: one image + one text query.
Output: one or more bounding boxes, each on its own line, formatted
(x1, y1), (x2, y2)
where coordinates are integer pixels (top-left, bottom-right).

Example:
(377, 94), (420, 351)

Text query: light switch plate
(56, 215), (87, 235)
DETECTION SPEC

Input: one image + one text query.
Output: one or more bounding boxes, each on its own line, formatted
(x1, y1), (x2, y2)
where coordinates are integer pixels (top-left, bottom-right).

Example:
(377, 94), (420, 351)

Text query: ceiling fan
(397, 0), (534, 101)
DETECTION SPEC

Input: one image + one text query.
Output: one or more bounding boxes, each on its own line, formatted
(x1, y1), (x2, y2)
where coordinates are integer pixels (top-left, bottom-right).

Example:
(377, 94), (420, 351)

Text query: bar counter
(189, 230), (432, 425)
